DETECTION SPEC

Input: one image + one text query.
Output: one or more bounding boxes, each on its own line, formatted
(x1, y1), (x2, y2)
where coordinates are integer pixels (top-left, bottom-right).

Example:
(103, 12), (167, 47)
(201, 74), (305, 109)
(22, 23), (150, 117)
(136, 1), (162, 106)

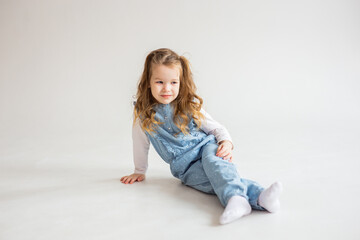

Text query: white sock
(258, 181), (283, 213)
(219, 196), (251, 225)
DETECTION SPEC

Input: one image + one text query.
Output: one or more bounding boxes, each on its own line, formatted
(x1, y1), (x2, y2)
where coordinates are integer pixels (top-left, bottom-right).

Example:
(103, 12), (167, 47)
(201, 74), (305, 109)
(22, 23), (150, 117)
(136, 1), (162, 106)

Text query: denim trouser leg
(193, 142), (265, 210)
(240, 178), (266, 210)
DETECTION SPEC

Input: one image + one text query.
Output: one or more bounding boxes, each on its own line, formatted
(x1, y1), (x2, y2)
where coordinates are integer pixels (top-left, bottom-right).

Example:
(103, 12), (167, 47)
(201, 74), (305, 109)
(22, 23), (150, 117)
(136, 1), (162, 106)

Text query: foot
(258, 181), (283, 213)
(219, 196), (251, 225)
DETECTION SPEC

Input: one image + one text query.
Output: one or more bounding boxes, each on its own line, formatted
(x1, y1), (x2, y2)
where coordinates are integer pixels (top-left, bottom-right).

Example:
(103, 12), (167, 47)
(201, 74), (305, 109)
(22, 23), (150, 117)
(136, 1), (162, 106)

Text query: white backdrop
(1, 0), (359, 156)
(0, 0), (359, 239)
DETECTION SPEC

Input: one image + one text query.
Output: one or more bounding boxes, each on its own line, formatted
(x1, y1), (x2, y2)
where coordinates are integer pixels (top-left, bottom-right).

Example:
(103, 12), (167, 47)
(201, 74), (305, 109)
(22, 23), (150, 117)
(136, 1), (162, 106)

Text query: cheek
(174, 86), (180, 95)
(150, 85), (157, 95)
(153, 85), (162, 93)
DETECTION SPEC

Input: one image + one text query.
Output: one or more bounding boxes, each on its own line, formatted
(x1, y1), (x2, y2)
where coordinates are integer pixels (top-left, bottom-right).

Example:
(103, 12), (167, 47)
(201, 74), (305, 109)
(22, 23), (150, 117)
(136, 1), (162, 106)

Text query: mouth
(161, 95), (172, 98)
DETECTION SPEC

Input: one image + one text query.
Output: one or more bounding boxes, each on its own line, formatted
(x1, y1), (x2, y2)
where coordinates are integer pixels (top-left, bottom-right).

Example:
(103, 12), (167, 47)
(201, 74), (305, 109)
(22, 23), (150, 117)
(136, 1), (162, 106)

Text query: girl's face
(150, 64), (180, 104)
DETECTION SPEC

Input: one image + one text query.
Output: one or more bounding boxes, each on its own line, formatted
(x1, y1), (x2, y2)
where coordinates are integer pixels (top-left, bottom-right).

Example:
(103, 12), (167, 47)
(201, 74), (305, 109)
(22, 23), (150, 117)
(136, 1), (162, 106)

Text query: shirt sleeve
(132, 117), (150, 174)
(199, 108), (234, 149)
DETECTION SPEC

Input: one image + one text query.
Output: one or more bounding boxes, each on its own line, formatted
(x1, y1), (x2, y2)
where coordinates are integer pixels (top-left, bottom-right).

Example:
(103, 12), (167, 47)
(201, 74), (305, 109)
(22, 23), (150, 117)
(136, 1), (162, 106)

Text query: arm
(120, 117), (150, 184)
(200, 108), (234, 161)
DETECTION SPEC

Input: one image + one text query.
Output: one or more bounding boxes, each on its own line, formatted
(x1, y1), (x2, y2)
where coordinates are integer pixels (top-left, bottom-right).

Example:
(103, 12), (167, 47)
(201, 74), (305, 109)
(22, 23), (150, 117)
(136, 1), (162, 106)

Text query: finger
(218, 146), (231, 156)
(125, 177), (132, 184)
(121, 176), (128, 183)
(221, 154), (231, 160)
(217, 147), (225, 156)
(223, 152), (231, 159)
(218, 150), (230, 158)
(120, 176), (127, 182)
(138, 176), (144, 181)
(130, 178), (136, 184)
(216, 144), (223, 153)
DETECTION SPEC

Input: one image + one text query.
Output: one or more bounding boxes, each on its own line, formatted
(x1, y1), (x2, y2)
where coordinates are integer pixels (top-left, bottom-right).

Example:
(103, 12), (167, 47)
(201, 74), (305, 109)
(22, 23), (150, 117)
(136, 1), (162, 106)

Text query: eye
(172, 81), (178, 84)
(156, 81), (163, 84)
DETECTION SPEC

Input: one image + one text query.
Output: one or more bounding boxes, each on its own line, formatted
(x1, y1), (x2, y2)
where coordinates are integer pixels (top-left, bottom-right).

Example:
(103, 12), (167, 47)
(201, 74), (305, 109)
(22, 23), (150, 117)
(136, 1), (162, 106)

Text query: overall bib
(145, 103), (265, 210)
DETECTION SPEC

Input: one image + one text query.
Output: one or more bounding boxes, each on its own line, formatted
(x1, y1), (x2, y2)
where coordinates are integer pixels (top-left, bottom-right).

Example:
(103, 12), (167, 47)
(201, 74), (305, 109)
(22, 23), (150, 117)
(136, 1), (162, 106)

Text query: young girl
(120, 48), (282, 225)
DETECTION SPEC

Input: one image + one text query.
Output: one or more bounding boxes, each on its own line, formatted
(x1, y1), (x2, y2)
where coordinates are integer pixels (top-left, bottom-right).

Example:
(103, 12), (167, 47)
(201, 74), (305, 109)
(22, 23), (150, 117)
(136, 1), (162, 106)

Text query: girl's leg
(180, 161), (251, 224)
(241, 178), (265, 210)
(200, 142), (265, 210)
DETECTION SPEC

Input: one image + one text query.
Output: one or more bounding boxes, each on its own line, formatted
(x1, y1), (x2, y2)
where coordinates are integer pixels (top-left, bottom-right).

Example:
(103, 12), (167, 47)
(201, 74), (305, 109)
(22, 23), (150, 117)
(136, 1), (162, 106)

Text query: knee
(202, 142), (219, 159)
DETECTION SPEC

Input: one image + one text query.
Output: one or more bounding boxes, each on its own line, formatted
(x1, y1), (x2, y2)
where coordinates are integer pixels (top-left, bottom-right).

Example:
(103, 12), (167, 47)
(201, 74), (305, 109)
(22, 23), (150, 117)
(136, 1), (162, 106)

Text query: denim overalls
(145, 103), (265, 210)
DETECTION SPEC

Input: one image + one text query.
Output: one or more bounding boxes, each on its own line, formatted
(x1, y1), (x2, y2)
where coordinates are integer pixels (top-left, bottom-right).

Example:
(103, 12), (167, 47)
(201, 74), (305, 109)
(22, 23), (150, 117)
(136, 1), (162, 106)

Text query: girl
(120, 48), (282, 225)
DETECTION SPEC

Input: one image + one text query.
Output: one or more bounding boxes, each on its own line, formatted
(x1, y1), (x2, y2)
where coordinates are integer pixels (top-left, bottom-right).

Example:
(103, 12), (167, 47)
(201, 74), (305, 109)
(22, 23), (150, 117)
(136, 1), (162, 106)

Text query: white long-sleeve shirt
(132, 108), (233, 174)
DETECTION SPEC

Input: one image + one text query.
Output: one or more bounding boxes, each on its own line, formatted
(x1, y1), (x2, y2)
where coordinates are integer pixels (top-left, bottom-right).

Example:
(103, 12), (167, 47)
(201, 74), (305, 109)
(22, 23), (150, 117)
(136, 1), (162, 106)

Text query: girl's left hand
(216, 140), (234, 162)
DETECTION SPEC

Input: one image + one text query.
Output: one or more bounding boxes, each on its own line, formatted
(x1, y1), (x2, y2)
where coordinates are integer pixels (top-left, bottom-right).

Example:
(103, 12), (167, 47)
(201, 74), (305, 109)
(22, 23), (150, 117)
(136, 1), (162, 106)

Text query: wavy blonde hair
(134, 48), (204, 136)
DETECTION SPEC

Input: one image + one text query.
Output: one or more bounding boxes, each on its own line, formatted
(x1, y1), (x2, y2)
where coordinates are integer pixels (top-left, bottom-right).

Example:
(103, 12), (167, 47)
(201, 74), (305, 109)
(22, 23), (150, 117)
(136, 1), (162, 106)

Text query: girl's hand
(216, 140), (234, 162)
(120, 173), (145, 184)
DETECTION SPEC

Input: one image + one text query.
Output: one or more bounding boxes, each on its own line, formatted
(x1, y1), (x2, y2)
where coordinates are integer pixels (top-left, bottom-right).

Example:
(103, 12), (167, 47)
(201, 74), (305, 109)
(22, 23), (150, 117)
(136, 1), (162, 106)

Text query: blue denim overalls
(145, 103), (265, 210)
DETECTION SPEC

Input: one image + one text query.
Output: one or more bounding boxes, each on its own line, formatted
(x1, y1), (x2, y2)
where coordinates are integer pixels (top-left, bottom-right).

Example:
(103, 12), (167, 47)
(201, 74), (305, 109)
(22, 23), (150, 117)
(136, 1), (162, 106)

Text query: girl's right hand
(120, 173), (145, 184)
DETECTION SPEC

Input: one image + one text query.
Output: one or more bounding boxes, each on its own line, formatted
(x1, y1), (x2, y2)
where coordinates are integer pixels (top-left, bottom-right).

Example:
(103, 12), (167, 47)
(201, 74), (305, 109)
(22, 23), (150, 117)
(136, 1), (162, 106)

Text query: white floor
(1, 127), (359, 240)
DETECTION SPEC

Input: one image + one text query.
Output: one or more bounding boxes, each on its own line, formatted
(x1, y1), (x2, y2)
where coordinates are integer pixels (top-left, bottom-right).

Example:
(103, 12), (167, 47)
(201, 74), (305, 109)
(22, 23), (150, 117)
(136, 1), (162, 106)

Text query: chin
(156, 97), (174, 104)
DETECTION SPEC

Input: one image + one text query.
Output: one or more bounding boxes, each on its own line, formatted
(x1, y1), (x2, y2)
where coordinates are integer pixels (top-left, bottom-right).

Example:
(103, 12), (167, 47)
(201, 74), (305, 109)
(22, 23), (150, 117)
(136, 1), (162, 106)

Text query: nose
(163, 83), (171, 91)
